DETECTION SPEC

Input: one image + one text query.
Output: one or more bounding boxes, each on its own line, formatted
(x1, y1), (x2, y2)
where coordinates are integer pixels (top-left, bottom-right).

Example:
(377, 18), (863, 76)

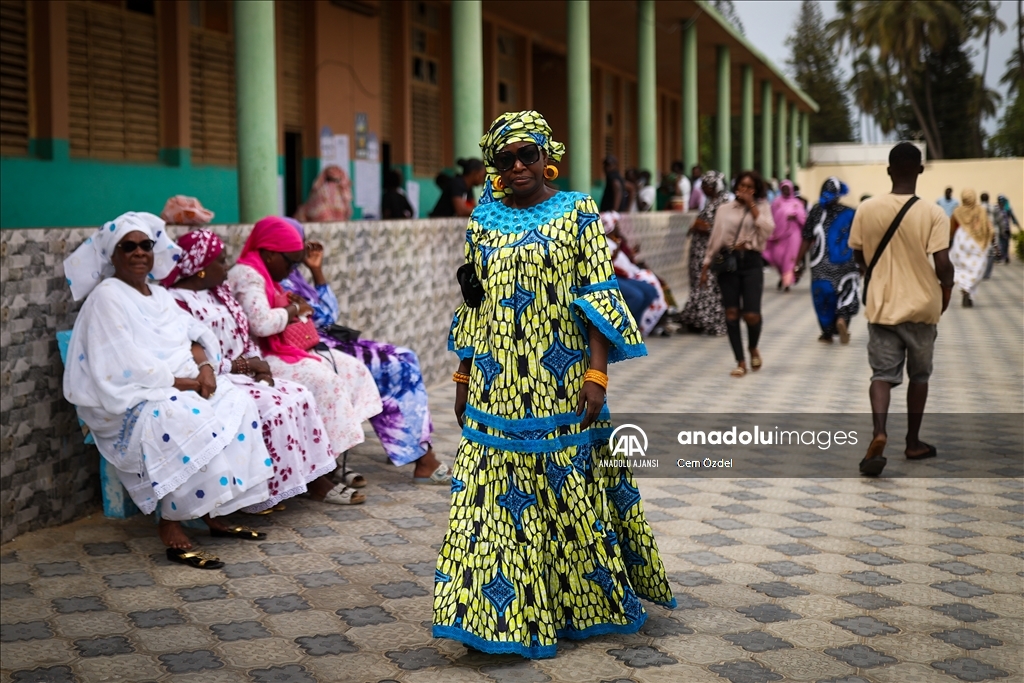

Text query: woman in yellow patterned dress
(433, 111), (675, 658)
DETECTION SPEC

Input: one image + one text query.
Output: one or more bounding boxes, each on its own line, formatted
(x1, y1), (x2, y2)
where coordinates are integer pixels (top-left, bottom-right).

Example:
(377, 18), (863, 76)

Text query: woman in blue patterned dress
(433, 111), (675, 659)
(280, 219), (449, 486)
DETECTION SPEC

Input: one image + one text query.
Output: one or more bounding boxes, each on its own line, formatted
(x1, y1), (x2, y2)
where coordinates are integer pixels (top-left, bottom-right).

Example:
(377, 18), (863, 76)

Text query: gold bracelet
(452, 372), (470, 385)
(583, 369), (608, 390)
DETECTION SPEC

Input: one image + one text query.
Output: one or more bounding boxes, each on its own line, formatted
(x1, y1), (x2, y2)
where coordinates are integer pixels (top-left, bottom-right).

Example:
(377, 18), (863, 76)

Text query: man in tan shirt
(848, 142), (954, 477)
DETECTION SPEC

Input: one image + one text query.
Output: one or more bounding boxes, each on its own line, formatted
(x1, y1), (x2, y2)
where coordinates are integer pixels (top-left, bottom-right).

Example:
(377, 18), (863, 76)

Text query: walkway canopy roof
(480, 0), (819, 116)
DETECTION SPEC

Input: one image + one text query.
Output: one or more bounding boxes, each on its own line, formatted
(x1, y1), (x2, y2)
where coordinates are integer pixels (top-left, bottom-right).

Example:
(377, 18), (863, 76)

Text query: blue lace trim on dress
(473, 191), (587, 234)
(461, 425), (613, 454)
(432, 625), (558, 659)
(571, 298), (648, 363)
(574, 277), (620, 295)
(464, 404), (610, 431)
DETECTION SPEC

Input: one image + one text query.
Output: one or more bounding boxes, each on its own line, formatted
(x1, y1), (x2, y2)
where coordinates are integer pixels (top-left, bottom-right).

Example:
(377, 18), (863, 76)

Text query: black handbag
(710, 207), (750, 274)
(457, 263), (485, 308)
(710, 248), (738, 274)
(324, 324), (361, 343)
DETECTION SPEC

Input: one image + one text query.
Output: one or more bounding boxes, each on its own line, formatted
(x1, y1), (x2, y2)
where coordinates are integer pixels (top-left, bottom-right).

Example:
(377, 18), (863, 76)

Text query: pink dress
(170, 288), (338, 510)
(228, 264), (382, 454)
(764, 188), (807, 287)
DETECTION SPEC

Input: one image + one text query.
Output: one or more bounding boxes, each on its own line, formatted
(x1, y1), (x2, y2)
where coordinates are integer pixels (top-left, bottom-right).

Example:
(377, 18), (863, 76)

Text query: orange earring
(544, 165), (559, 181)
(493, 176), (505, 191)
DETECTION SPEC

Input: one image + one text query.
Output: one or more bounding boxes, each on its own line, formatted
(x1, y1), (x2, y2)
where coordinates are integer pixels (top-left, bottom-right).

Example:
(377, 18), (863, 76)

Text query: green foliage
(709, 0), (745, 35)
(896, 38), (981, 158)
(786, 1), (854, 143)
(829, 0), (1007, 159)
(989, 89), (1024, 156)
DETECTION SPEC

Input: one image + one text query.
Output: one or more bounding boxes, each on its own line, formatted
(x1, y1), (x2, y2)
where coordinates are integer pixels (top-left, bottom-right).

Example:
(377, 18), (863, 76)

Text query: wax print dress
(803, 200), (860, 336)
(171, 287), (338, 510)
(434, 190), (675, 658)
(281, 272), (433, 467)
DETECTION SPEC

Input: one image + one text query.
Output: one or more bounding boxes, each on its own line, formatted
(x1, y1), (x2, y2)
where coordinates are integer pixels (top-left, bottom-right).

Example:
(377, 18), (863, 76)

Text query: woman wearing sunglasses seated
(435, 111), (675, 658)
(227, 217), (383, 505)
(62, 212), (275, 569)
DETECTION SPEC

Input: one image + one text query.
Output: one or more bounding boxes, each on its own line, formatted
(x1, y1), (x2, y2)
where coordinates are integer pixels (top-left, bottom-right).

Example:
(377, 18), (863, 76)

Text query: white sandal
(321, 483), (365, 505)
(332, 467), (366, 489)
(413, 463), (453, 485)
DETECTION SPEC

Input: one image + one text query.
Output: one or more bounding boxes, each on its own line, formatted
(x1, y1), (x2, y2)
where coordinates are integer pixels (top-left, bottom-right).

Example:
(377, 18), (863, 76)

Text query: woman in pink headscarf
(295, 165), (352, 222)
(764, 180), (806, 291)
(228, 217), (382, 505)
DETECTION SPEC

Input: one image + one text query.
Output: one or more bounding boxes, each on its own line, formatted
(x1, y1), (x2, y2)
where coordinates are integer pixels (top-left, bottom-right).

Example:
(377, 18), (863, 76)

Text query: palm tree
(967, 1), (1006, 155)
(829, 0), (963, 158)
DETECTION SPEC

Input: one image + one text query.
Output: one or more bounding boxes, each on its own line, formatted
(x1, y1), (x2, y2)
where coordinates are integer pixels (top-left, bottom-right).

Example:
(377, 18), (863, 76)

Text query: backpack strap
(862, 196), (919, 305)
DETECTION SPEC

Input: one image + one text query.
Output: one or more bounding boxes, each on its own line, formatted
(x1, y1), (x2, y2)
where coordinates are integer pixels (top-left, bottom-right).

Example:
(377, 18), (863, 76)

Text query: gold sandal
(209, 525), (267, 541)
(166, 547), (225, 569)
(730, 366), (747, 378)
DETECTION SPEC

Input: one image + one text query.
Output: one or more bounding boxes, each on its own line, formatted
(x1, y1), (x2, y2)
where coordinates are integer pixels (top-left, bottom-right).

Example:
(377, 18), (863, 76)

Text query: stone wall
(0, 211), (690, 542)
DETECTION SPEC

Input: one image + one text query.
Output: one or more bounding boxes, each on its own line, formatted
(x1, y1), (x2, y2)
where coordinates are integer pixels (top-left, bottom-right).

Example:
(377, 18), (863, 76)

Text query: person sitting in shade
(62, 212), (275, 570)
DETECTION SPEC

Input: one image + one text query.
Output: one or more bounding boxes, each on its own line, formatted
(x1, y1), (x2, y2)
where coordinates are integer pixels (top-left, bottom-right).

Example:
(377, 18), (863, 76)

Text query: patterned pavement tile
(2, 264), (1022, 682)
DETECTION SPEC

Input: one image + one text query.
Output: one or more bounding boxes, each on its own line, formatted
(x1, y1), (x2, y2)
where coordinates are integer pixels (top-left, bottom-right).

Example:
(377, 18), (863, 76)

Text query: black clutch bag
(457, 263), (485, 308)
(325, 324), (361, 343)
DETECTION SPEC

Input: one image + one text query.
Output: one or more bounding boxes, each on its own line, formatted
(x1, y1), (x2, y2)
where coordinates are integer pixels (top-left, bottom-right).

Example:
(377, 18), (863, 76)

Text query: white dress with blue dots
(63, 279), (273, 520)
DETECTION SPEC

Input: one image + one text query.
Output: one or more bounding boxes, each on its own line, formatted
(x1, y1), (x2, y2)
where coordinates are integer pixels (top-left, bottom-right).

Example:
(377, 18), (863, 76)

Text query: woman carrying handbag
(700, 171), (776, 377)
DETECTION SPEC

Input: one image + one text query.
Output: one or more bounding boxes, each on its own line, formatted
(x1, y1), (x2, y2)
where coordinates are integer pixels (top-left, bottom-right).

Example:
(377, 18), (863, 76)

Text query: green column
(637, 0), (657, 174)
(776, 93), (787, 182)
(789, 102), (799, 177)
(801, 110), (810, 166)
(451, 0), (483, 162)
(761, 80), (773, 180)
(681, 20), (698, 171)
(740, 65), (753, 170)
(715, 45), (730, 176)
(234, 0), (279, 222)
(567, 0), (591, 192)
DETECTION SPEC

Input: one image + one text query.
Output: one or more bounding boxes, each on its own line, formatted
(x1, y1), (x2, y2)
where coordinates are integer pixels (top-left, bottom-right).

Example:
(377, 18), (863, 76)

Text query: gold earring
(493, 176), (505, 191)
(544, 165), (559, 180)
(198, 270), (206, 279)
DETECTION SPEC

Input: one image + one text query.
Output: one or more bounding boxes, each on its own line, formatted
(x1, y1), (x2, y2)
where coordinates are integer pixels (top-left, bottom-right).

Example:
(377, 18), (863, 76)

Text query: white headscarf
(63, 212), (181, 301)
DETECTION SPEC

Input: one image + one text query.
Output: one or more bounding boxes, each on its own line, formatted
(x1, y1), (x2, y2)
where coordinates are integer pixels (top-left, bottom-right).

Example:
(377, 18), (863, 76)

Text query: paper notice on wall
(319, 129), (349, 172)
(405, 181), (420, 218)
(353, 159), (381, 220)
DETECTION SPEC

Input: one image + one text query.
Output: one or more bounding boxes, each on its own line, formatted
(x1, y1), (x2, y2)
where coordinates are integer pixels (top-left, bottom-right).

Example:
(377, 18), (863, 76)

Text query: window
(496, 31), (518, 107)
(411, 1), (441, 175)
(0, 0), (29, 155)
(278, 0), (305, 131)
(67, 0), (160, 160)
(190, 0), (237, 165)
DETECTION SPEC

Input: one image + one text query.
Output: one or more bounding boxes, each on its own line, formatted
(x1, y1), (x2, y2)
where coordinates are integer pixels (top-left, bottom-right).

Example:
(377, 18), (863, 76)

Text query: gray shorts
(867, 322), (937, 385)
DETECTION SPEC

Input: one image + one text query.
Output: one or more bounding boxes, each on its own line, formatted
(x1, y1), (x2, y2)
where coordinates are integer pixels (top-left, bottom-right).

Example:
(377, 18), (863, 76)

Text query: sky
(732, 0), (1020, 140)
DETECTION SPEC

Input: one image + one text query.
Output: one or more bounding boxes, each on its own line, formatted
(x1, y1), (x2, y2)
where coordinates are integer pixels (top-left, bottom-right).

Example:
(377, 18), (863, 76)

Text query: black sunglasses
(118, 239), (155, 253)
(281, 252), (304, 270)
(493, 143), (541, 173)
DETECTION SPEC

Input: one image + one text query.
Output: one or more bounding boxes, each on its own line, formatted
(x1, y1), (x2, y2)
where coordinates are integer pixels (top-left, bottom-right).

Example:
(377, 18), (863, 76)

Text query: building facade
(0, 0), (816, 227)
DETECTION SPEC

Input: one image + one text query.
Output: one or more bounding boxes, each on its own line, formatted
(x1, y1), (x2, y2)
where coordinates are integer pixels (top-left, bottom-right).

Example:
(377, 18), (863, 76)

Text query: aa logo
(609, 424), (648, 458)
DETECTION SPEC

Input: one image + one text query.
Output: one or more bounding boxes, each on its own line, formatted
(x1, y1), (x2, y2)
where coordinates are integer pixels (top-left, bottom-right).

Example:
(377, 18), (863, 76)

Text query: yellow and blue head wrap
(478, 110), (565, 203)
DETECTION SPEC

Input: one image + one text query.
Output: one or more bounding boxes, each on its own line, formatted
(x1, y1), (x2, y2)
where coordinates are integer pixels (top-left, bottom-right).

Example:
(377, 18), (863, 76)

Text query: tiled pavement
(2, 263), (1022, 683)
